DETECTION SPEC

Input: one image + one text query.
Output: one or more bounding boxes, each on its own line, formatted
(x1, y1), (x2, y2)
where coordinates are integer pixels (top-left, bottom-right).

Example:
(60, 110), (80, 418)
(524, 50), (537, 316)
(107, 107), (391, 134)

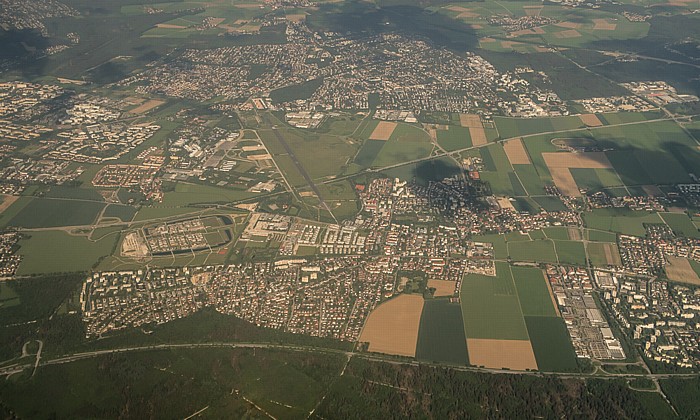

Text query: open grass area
(4, 198), (105, 229)
(16, 231), (118, 275)
(460, 262), (529, 341)
(511, 266), (557, 317)
(525, 316), (578, 372)
(159, 182), (258, 207)
(416, 298), (469, 366)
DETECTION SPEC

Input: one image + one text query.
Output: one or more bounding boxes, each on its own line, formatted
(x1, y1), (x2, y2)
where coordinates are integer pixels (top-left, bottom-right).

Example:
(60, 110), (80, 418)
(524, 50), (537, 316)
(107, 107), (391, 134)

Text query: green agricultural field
(494, 116), (583, 139)
(553, 240), (587, 265)
(16, 231), (118, 275)
(533, 196), (567, 212)
(416, 298), (469, 366)
(660, 212), (700, 239)
(372, 125), (433, 167)
(356, 119), (379, 140)
(586, 229), (618, 243)
(588, 242), (620, 267)
(460, 262), (529, 341)
(508, 240), (558, 263)
(513, 164), (546, 196)
(270, 78), (323, 103)
(511, 266), (557, 317)
(436, 126), (472, 151)
(5, 198), (105, 229)
(583, 209), (663, 236)
(542, 227), (570, 240)
(570, 168), (625, 192)
(525, 316), (578, 372)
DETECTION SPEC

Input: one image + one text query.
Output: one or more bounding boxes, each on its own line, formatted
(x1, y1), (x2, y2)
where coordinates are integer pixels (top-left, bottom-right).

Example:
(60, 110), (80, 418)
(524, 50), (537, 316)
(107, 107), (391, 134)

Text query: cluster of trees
(317, 358), (674, 419)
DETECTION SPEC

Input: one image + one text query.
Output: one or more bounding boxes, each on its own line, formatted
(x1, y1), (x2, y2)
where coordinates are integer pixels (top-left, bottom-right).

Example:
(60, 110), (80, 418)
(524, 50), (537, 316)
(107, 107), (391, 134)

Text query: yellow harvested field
(467, 339), (538, 371)
(593, 19), (617, 30)
(446, 5), (471, 12)
(580, 113), (603, 127)
(369, 121), (398, 141)
(550, 167), (581, 197)
(510, 27), (545, 36)
(469, 127), (488, 146)
(642, 185), (663, 197)
(501, 41), (523, 49)
(665, 256), (700, 285)
(497, 197), (516, 211)
(503, 138), (530, 164)
(360, 294), (424, 357)
(523, 5), (543, 15)
(555, 21), (582, 29)
(428, 279), (456, 297)
(458, 11), (479, 18)
(0, 194), (18, 214)
(247, 153), (272, 160)
(542, 152), (613, 169)
(155, 23), (187, 29)
(285, 14), (306, 22)
(567, 227), (582, 241)
(459, 114), (482, 128)
(128, 99), (165, 115)
(555, 29), (582, 39)
(603, 243), (622, 266)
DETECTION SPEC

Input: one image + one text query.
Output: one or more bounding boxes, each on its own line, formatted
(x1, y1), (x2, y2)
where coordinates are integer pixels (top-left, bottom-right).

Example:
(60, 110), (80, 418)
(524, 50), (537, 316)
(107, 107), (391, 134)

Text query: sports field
(360, 294), (424, 357)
